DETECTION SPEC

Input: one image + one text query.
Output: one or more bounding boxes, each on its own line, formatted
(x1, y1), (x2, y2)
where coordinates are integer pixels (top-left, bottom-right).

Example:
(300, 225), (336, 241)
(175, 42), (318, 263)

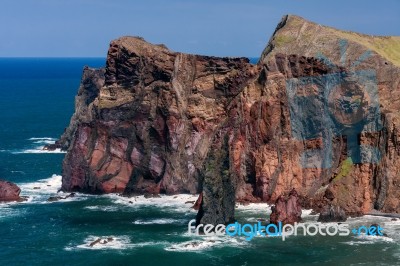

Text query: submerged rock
(47, 193), (76, 202)
(89, 237), (114, 247)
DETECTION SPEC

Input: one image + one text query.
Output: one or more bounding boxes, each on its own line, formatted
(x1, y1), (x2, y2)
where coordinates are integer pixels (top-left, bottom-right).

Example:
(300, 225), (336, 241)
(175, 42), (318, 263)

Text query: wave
(165, 236), (246, 252)
(18, 174), (62, 195)
(83, 205), (119, 212)
(66, 235), (133, 250)
(106, 193), (199, 214)
(0, 205), (25, 220)
(28, 137), (56, 141)
(344, 234), (394, 246)
(16, 174), (87, 204)
(11, 148), (66, 154)
(33, 140), (57, 145)
(4, 137), (66, 154)
(10, 170), (26, 175)
(236, 202), (271, 212)
(65, 235), (169, 250)
(132, 218), (187, 225)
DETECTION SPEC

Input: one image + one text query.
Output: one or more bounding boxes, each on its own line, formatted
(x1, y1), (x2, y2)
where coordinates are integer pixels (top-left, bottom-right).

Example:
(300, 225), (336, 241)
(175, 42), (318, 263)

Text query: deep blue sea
(0, 58), (399, 266)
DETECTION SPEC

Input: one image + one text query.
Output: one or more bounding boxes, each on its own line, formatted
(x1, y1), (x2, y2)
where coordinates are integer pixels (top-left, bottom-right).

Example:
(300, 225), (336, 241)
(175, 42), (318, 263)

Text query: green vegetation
(333, 157), (353, 183)
(330, 30), (400, 67)
(274, 35), (295, 48)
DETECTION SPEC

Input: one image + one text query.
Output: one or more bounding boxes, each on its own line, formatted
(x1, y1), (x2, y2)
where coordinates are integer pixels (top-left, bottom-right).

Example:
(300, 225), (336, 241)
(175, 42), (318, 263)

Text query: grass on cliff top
(272, 15), (400, 67)
(329, 29), (400, 67)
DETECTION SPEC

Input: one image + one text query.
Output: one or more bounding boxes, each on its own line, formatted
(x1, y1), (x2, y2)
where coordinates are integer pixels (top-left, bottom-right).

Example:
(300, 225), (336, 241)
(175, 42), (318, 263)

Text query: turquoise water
(0, 58), (399, 266)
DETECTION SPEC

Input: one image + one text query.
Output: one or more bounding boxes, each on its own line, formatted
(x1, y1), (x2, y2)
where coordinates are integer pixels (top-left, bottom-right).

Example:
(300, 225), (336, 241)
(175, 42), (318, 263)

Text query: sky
(0, 0), (399, 58)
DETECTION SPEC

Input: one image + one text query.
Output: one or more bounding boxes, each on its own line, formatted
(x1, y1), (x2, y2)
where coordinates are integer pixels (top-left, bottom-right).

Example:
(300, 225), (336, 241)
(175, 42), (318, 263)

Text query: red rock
(54, 15), (400, 224)
(193, 192), (203, 210)
(270, 189), (302, 225)
(0, 180), (21, 202)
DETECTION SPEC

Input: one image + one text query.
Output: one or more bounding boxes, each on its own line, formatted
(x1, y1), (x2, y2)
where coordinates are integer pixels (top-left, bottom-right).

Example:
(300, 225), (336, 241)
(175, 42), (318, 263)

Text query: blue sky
(0, 0), (399, 57)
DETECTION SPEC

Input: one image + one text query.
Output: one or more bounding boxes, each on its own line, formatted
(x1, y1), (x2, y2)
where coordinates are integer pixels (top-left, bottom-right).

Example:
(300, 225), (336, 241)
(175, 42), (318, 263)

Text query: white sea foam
(83, 205), (119, 212)
(18, 174), (62, 195)
(235, 202), (271, 213)
(132, 218), (186, 225)
(12, 148), (66, 154)
(302, 209), (318, 217)
(344, 234), (394, 246)
(165, 235), (246, 252)
(165, 240), (218, 252)
(10, 170), (26, 175)
(9, 137), (66, 154)
(67, 235), (133, 250)
(0, 175), (64, 206)
(32, 138), (57, 145)
(65, 235), (169, 251)
(28, 137), (56, 141)
(106, 193), (199, 213)
(17, 174), (87, 203)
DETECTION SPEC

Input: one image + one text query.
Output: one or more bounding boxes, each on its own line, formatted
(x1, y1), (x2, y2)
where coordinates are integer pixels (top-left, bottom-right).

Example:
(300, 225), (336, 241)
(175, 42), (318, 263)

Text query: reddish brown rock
(0, 180), (21, 202)
(193, 192), (203, 210)
(55, 15), (400, 225)
(270, 189), (302, 225)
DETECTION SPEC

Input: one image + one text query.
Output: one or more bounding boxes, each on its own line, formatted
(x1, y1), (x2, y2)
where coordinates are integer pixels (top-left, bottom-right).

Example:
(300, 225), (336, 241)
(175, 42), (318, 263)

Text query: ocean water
(0, 58), (399, 266)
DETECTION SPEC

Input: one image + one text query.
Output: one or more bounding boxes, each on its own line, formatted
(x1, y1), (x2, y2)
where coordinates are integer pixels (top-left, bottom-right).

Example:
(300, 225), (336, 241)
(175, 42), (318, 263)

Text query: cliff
(56, 15), (400, 225)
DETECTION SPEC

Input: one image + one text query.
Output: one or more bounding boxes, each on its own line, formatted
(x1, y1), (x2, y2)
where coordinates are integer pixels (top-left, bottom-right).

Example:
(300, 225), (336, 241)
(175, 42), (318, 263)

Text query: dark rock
(0, 180), (21, 202)
(192, 192), (202, 210)
(270, 188), (302, 225)
(318, 204), (347, 222)
(47, 193), (76, 202)
(43, 142), (62, 151)
(196, 135), (236, 225)
(89, 238), (102, 247)
(324, 189), (335, 201)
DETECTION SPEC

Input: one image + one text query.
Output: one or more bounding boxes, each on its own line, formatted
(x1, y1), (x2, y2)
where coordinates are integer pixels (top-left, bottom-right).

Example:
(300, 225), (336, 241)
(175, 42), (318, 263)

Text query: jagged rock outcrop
(0, 180), (21, 202)
(318, 204), (347, 222)
(55, 15), (400, 225)
(270, 189), (302, 224)
(60, 36), (257, 195)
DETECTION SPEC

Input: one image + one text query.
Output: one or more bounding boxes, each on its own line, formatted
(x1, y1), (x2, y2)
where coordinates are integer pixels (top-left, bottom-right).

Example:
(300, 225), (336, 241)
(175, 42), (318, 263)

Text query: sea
(0, 58), (399, 266)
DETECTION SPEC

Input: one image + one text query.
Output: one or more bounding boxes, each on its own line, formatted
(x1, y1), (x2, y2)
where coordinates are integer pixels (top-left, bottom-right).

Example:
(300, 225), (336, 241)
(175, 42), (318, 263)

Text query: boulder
(0, 180), (21, 201)
(318, 204), (347, 222)
(270, 189), (302, 225)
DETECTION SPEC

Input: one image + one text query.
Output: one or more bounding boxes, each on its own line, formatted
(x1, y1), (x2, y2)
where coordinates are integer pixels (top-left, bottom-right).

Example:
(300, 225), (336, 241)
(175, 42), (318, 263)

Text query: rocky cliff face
(57, 15), (400, 225)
